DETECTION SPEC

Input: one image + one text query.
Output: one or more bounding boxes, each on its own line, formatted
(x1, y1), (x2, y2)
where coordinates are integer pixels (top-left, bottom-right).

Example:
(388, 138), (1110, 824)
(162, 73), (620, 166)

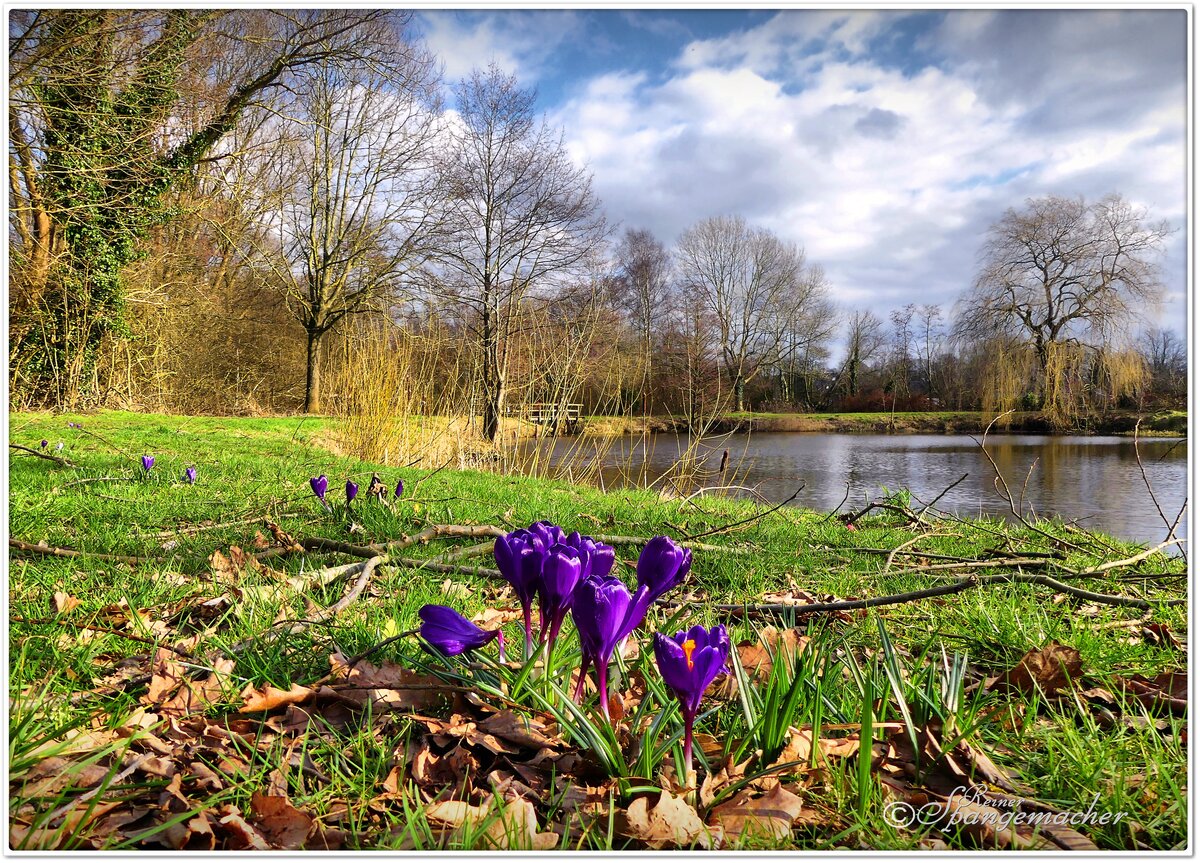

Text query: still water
(518, 433), (1188, 546)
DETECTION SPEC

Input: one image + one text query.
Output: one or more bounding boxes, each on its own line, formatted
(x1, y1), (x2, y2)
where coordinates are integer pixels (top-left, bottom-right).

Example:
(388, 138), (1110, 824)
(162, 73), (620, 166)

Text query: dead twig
(10, 615), (195, 657)
(9, 539), (146, 566)
(914, 472), (969, 519)
(719, 569), (1183, 617)
(885, 532), (960, 571)
(970, 413), (1091, 555)
(1134, 418), (1187, 566)
(684, 484), (804, 541)
(10, 442), (76, 468)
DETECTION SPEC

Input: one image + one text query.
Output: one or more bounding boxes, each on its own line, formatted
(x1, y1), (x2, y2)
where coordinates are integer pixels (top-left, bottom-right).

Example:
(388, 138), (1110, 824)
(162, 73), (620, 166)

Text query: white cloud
(550, 10), (1186, 327)
(417, 10), (587, 85)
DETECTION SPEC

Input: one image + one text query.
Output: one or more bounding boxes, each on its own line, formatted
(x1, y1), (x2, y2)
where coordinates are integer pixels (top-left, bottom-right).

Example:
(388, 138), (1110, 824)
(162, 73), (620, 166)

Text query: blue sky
(414, 8), (1188, 332)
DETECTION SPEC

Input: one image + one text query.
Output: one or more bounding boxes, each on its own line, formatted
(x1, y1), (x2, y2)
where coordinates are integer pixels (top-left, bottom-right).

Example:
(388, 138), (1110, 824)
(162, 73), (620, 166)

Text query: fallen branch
(221, 556), (386, 657)
(10, 615), (194, 657)
(591, 534), (758, 555)
(9, 442), (76, 468)
(718, 570), (1184, 617)
(684, 484), (804, 541)
(9, 539), (146, 566)
(255, 523), (506, 561)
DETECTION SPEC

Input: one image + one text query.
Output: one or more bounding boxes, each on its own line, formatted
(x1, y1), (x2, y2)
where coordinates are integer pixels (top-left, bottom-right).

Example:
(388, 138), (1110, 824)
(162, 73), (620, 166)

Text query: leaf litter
(11, 539), (1186, 850)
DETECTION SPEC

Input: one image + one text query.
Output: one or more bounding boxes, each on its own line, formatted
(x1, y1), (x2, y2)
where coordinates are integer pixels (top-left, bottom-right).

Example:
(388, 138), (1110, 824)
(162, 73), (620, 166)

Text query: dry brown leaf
(771, 728), (859, 770)
(479, 797), (560, 850)
(1115, 670), (1187, 715)
(989, 641), (1082, 697)
(251, 791), (313, 850)
(164, 662), (234, 718)
(239, 682), (314, 713)
(708, 781), (804, 842)
(477, 710), (558, 750)
(219, 810), (272, 850)
(470, 607), (524, 629)
(53, 590), (81, 614)
(622, 790), (719, 849)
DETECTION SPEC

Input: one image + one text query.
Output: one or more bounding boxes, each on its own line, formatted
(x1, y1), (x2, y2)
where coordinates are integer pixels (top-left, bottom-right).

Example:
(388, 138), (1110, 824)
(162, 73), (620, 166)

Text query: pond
(517, 432), (1188, 547)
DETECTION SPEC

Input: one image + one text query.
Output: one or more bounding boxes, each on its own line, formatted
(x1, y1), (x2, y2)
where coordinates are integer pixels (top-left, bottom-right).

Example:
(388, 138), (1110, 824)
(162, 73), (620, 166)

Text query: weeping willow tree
(980, 340), (1148, 429)
(957, 194), (1168, 427)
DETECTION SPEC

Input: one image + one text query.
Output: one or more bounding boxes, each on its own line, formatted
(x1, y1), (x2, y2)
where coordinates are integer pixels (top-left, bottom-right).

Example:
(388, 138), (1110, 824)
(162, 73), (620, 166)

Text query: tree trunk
(304, 329), (321, 413)
(481, 312), (505, 443)
(734, 373), (745, 413)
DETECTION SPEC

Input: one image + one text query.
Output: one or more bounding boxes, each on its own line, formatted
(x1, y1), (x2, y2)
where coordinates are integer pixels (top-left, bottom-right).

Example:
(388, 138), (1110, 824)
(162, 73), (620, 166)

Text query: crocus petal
(142, 455), (155, 471)
(637, 536), (690, 601)
(394, 479), (404, 498)
(652, 633), (693, 694)
(418, 604), (498, 655)
(310, 475), (328, 500)
(345, 480), (358, 502)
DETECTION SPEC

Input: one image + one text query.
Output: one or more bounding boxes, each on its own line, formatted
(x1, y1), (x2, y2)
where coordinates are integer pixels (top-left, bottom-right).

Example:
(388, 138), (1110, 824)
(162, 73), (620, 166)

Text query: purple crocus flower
(494, 528), (550, 658)
(563, 531), (616, 581)
(653, 624), (730, 767)
(394, 478), (404, 498)
(570, 575), (642, 718)
(418, 604), (505, 660)
(539, 543), (584, 650)
(141, 455), (155, 472)
(528, 520), (566, 550)
(67, 422), (80, 429)
(40, 439), (48, 450)
(310, 474), (330, 510)
(184, 466), (197, 484)
(629, 535), (692, 624)
(345, 479), (358, 503)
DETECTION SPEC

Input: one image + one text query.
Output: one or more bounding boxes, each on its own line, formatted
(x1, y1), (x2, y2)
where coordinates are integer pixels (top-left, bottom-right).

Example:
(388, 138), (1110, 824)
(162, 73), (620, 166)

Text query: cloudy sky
(414, 8), (1188, 332)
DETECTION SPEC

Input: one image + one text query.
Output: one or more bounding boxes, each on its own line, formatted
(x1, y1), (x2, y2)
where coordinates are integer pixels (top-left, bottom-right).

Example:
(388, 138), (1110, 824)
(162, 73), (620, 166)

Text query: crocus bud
(653, 624), (730, 767)
(184, 466), (197, 484)
(40, 439), (48, 450)
(141, 455), (155, 472)
(310, 474), (328, 502)
(418, 604), (504, 659)
(395, 478), (404, 498)
(346, 480), (358, 503)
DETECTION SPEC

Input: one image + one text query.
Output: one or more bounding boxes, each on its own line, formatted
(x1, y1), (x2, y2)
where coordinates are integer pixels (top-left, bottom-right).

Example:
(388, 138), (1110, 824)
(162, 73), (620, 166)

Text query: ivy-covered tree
(8, 9), (397, 406)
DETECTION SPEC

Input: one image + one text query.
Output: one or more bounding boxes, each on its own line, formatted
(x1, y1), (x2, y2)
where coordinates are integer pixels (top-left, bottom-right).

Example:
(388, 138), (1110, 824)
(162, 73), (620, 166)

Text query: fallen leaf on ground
(989, 642), (1082, 697)
(621, 790), (719, 849)
(54, 590), (81, 614)
(250, 791), (313, 849)
(708, 780), (804, 842)
(240, 682), (314, 713)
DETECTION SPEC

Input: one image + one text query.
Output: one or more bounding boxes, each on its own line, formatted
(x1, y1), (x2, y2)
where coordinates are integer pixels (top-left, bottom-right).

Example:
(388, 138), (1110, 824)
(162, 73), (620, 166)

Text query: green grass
(8, 410), (1188, 850)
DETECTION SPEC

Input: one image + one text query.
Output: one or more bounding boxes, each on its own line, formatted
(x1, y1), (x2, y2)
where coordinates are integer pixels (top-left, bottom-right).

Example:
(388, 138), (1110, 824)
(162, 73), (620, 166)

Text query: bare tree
(8, 9), (402, 406)
(430, 64), (609, 442)
(774, 265), (836, 407)
(955, 194), (1170, 399)
(611, 228), (672, 414)
(675, 215), (816, 412)
(240, 35), (442, 412)
(888, 303), (916, 400)
(916, 304), (943, 398)
(1138, 326), (1187, 404)
(827, 308), (885, 403)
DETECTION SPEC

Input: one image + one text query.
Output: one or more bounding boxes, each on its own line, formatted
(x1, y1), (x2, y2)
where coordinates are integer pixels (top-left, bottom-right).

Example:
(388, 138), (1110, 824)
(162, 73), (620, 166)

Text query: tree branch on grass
(9, 442), (76, 467)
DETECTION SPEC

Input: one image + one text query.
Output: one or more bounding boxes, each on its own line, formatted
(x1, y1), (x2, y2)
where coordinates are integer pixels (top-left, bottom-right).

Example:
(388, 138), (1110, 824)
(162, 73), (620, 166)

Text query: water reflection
(516, 433), (1188, 546)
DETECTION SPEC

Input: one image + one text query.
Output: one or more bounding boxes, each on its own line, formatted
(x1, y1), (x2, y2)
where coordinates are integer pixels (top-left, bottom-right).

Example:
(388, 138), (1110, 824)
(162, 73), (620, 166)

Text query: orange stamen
(682, 638), (696, 670)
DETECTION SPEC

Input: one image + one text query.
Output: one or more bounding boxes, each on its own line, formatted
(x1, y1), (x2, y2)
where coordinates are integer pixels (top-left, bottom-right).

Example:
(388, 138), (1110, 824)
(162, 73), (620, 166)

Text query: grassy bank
(584, 409), (1188, 437)
(8, 411), (1187, 850)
